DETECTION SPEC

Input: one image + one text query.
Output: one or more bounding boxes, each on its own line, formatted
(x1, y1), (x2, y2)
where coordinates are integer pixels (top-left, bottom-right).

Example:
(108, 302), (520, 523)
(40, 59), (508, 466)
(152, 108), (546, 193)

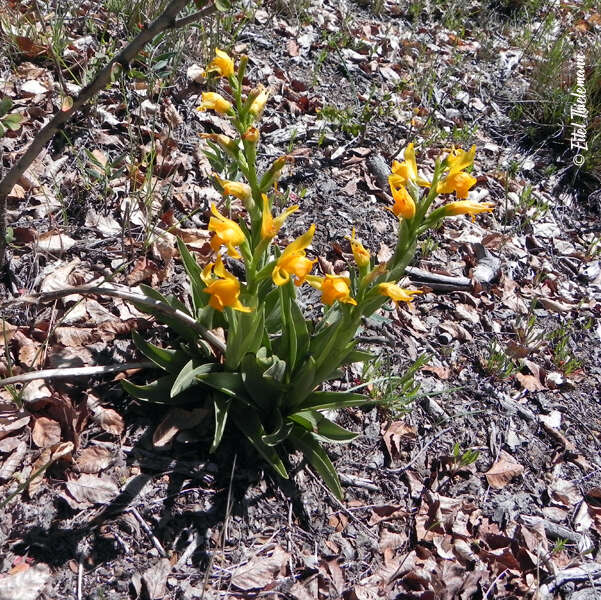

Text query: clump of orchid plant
(123, 49), (494, 498)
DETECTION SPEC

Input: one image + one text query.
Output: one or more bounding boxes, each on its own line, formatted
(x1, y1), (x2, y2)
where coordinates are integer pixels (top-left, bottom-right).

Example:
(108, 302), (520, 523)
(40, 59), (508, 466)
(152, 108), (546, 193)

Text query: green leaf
(262, 422), (293, 446)
(225, 307), (264, 370)
(263, 287), (282, 334)
(132, 331), (188, 374)
(240, 351), (286, 412)
(210, 394), (230, 452)
(288, 292), (309, 373)
(343, 349), (376, 364)
(177, 238), (207, 315)
(133, 285), (197, 343)
(230, 403), (288, 479)
(288, 426), (343, 499)
(196, 371), (246, 398)
(285, 356), (317, 410)
(170, 360), (214, 397)
(3, 113), (23, 131)
(263, 356), (287, 383)
(261, 408), (292, 446)
(138, 284), (190, 314)
(309, 319), (343, 369)
(0, 97), (13, 116)
(298, 391), (373, 411)
(289, 411), (358, 443)
(214, 0), (231, 10)
(121, 375), (175, 403)
(277, 285), (292, 368)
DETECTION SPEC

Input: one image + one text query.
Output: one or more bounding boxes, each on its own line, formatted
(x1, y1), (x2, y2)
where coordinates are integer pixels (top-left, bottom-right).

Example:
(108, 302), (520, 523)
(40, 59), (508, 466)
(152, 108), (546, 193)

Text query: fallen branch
(539, 563), (601, 595)
(520, 515), (582, 545)
(0, 0), (215, 267)
(0, 361), (153, 388)
(10, 285), (227, 354)
(405, 266), (472, 291)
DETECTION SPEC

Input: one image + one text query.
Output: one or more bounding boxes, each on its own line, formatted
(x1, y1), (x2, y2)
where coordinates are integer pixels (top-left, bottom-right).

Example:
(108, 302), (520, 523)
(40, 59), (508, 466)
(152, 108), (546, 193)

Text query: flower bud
(249, 86), (270, 119)
(242, 127), (260, 143)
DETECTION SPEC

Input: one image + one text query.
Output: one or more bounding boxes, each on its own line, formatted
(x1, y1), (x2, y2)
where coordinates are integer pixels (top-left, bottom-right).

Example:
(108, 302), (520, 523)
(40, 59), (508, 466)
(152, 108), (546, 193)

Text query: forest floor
(1, 0), (601, 598)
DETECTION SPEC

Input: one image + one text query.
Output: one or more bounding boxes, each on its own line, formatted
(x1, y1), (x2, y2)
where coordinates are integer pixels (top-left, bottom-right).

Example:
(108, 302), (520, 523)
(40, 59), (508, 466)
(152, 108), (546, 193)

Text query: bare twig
(0, 0), (214, 267)
(171, 5), (217, 29)
(7, 285), (227, 354)
(76, 556), (84, 600)
(483, 569), (509, 599)
(128, 507), (168, 558)
(0, 361), (153, 388)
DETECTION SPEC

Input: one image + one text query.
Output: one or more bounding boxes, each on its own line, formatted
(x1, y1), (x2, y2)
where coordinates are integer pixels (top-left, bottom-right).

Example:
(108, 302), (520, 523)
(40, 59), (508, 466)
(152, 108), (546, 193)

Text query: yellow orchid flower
(388, 182), (416, 219)
(442, 200), (495, 218)
(197, 92), (232, 115)
(377, 282), (422, 305)
(306, 274), (357, 306)
(390, 143), (431, 188)
(204, 48), (235, 78)
(436, 145), (477, 198)
(199, 133), (238, 153)
(272, 224), (317, 286)
(346, 228), (370, 267)
(261, 194), (299, 240)
(201, 257), (252, 313)
(437, 171), (478, 199)
(446, 145), (476, 175)
(208, 203), (246, 258)
(249, 86), (270, 118)
(214, 174), (252, 203)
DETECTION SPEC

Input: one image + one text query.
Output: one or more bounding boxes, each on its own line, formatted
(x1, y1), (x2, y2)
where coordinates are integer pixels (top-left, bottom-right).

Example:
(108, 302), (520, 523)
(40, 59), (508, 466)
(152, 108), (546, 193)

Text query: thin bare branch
(0, 361), (153, 388)
(10, 285), (227, 354)
(171, 4), (217, 29)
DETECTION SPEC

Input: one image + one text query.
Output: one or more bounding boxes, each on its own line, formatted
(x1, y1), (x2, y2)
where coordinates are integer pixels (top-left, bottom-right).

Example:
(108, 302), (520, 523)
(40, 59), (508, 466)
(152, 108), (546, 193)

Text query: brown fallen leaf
(88, 395), (124, 435)
(381, 420), (417, 462)
(422, 365), (451, 380)
(28, 441), (74, 497)
(328, 511), (349, 532)
(65, 473), (119, 507)
(141, 558), (172, 600)
(0, 441), (28, 482)
(0, 320), (18, 347)
(368, 504), (408, 525)
(39, 258), (80, 293)
(32, 417), (62, 448)
(15, 35), (49, 58)
(36, 231), (76, 254)
(0, 437), (22, 453)
(88, 149), (108, 176)
(542, 423), (576, 452)
(484, 451), (524, 489)
(231, 546), (290, 591)
(0, 414), (30, 442)
(0, 562), (51, 600)
(515, 373), (545, 391)
(76, 446), (113, 474)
